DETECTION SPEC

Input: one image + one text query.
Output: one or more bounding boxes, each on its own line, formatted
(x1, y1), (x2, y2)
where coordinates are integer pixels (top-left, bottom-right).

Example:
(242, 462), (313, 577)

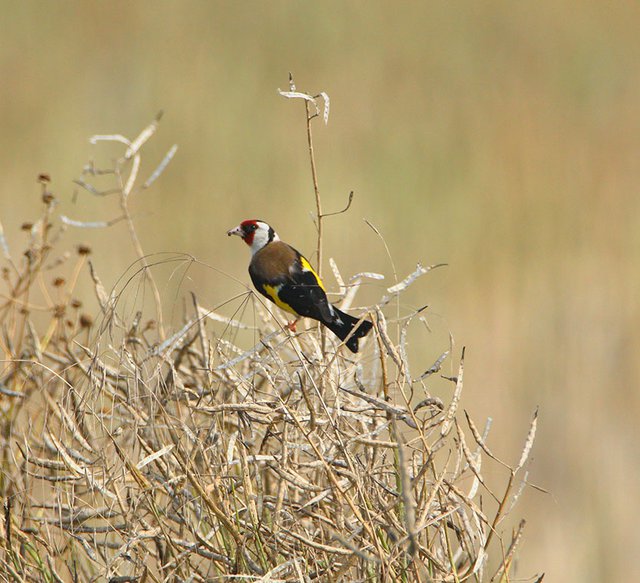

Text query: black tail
(323, 308), (373, 353)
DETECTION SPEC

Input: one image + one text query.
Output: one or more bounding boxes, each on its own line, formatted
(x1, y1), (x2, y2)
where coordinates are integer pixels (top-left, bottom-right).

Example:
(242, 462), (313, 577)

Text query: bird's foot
(286, 319), (298, 332)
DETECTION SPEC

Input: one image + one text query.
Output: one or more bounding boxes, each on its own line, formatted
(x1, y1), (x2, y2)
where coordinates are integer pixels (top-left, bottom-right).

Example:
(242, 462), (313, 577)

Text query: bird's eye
(251, 224), (258, 231)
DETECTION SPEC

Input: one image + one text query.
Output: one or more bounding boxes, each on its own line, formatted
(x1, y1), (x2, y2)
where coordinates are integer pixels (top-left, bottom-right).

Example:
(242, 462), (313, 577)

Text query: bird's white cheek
(250, 230), (269, 253)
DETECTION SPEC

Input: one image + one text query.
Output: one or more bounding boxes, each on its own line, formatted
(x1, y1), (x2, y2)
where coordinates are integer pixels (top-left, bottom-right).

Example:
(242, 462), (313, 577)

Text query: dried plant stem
(304, 99), (323, 276)
(299, 87), (326, 355)
(62, 116), (176, 342)
(0, 114), (541, 583)
(120, 194), (165, 339)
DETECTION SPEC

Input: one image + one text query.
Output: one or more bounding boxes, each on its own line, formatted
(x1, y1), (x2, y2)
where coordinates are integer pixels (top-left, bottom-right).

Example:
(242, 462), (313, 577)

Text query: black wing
(277, 254), (334, 322)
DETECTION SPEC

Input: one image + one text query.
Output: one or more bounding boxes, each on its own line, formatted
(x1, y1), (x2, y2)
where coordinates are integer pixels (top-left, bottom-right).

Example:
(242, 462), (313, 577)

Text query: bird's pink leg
(286, 319), (298, 332)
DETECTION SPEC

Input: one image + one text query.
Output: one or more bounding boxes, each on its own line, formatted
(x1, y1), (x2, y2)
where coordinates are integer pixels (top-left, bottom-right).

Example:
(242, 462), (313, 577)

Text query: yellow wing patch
(300, 256), (326, 291)
(263, 283), (298, 316)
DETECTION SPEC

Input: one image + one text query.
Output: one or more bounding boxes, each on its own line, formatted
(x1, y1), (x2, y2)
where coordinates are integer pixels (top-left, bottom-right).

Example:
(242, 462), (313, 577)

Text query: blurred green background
(2, 2), (639, 580)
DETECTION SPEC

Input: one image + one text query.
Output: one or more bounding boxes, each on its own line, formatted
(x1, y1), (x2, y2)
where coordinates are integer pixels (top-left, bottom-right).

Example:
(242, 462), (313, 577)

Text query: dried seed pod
(79, 314), (93, 328)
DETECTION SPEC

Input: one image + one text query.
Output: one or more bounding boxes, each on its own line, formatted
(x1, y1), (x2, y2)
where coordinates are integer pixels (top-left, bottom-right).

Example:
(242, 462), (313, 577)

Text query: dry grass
(0, 115), (541, 582)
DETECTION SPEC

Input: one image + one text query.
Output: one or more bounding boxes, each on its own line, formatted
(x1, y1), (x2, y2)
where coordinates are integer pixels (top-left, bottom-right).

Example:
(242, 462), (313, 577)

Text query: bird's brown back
(249, 241), (299, 282)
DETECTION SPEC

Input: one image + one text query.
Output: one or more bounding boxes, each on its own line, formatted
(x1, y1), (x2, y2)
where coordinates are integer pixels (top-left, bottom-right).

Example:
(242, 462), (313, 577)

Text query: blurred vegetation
(1, 1), (639, 581)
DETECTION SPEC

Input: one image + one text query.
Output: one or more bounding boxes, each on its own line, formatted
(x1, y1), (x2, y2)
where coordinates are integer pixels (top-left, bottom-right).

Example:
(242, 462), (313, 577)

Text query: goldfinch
(227, 219), (373, 353)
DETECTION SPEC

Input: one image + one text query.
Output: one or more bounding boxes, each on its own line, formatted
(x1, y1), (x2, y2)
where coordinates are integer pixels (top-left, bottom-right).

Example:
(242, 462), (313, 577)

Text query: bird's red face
(227, 220), (278, 254)
(227, 219), (260, 246)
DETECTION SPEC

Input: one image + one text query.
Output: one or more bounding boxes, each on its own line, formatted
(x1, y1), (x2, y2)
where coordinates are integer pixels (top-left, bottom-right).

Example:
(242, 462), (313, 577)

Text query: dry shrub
(0, 112), (541, 582)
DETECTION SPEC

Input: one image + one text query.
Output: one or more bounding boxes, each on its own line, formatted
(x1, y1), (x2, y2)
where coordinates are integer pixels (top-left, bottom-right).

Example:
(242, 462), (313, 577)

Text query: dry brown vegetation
(0, 92), (541, 582)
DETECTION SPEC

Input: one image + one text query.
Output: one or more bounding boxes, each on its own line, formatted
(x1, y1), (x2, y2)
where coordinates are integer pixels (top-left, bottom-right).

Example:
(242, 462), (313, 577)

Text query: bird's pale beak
(227, 226), (243, 237)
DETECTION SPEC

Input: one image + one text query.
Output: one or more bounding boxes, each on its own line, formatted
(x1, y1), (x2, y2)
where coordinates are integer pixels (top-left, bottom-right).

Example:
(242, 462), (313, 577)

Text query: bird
(227, 219), (373, 353)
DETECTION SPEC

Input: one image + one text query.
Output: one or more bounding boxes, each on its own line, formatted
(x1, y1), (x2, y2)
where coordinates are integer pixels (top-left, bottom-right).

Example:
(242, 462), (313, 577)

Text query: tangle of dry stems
(0, 117), (542, 583)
